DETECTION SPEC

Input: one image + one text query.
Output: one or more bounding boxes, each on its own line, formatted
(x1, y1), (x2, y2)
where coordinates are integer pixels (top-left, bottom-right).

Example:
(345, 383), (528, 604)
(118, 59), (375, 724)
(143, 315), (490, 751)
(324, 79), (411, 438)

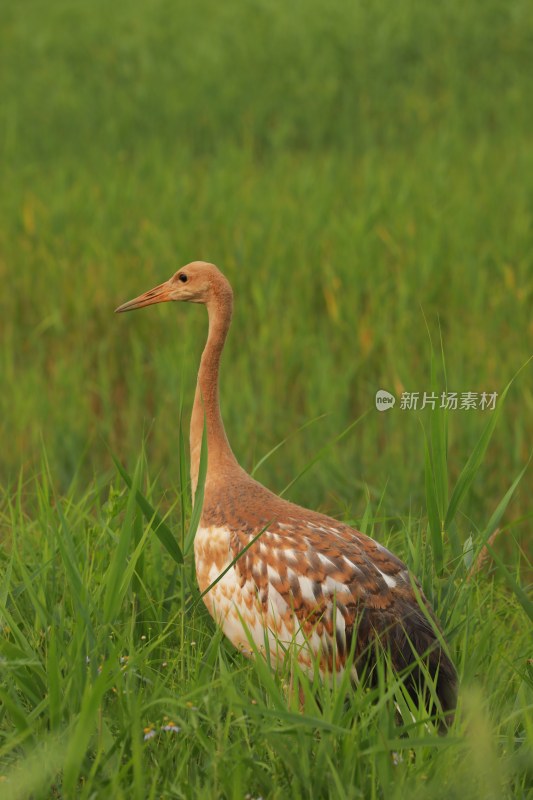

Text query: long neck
(190, 294), (239, 498)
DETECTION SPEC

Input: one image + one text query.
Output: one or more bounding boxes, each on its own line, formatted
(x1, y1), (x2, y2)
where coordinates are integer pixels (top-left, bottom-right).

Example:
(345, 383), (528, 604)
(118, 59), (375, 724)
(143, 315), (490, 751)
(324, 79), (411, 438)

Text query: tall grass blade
(251, 413), (328, 476)
(46, 626), (61, 732)
(62, 657), (115, 795)
(481, 458), (531, 545)
(185, 417), (208, 554)
(281, 413), (368, 497)
(178, 408), (189, 551)
(103, 458), (141, 623)
(488, 546), (533, 621)
(432, 324), (449, 516)
(424, 432), (443, 574)
(1, 734), (66, 800)
(56, 504), (95, 647)
(445, 361), (531, 529)
(112, 454), (183, 564)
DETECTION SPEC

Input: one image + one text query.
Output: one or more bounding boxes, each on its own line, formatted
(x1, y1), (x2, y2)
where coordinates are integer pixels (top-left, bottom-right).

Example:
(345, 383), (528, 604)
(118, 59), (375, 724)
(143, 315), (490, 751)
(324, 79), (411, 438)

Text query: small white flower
(161, 724), (181, 734)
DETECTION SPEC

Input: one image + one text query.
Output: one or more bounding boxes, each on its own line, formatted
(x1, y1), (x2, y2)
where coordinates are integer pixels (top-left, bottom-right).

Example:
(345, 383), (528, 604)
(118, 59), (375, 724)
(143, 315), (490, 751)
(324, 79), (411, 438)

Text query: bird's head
(115, 261), (232, 313)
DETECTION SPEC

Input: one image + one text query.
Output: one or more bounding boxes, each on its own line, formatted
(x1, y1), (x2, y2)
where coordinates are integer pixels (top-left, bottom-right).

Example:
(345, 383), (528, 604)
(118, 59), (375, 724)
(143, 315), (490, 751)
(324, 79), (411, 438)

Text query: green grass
(1, 0), (532, 796)
(0, 435), (531, 799)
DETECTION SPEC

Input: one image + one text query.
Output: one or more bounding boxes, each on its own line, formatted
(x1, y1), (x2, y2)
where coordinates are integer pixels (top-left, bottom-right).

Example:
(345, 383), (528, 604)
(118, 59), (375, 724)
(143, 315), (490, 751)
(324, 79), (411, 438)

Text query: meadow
(0, 0), (532, 797)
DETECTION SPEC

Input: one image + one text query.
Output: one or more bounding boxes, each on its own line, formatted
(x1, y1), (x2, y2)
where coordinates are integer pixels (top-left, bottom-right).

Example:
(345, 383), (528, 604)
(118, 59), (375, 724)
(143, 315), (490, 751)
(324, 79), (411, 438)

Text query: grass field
(1, 0), (532, 797)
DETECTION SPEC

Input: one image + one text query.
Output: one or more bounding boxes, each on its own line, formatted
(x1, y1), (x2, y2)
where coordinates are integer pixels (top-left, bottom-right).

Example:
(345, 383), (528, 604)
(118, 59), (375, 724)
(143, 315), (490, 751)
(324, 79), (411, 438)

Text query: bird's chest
(194, 525), (272, 655)
(193, 524), (348, 675)
(194, 524), (235, 595)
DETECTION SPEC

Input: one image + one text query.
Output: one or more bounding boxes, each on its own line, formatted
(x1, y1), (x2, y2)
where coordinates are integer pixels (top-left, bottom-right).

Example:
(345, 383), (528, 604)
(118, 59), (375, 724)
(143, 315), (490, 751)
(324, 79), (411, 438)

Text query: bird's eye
(178, 274), (188, 283)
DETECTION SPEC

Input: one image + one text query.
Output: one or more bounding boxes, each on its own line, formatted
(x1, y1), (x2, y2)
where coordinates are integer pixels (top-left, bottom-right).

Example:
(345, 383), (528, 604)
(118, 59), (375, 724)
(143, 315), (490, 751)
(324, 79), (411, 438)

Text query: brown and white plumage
(116, 261), (457, 721)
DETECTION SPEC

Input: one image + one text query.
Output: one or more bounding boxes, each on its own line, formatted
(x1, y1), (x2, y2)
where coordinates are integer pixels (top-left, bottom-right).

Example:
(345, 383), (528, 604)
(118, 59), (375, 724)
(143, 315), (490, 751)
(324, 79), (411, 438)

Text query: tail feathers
(391, 605), (458, 727)
(357, 604), (458, 730)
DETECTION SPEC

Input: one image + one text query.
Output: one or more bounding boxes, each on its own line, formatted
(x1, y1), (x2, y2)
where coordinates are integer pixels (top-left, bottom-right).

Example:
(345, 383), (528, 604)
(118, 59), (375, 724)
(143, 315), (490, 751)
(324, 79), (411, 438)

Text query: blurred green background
(1, 0), (531, 530)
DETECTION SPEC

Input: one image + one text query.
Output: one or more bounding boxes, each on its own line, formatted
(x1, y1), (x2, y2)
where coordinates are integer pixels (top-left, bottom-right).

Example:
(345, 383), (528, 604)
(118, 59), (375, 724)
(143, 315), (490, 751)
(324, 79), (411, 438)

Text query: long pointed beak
(115, 280), (173, 313)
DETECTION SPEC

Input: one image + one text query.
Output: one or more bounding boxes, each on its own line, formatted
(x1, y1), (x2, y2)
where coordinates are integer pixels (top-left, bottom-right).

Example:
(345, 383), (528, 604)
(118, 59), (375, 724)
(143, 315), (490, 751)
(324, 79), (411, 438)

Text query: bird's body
(117, 261), (457, 720)
(195, 477), (412, 679)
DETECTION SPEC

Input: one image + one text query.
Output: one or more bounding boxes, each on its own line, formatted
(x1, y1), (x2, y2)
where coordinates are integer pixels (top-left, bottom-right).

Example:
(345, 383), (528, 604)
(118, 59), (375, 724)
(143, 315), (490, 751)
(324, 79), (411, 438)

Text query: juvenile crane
(116, 261), (457, 722)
